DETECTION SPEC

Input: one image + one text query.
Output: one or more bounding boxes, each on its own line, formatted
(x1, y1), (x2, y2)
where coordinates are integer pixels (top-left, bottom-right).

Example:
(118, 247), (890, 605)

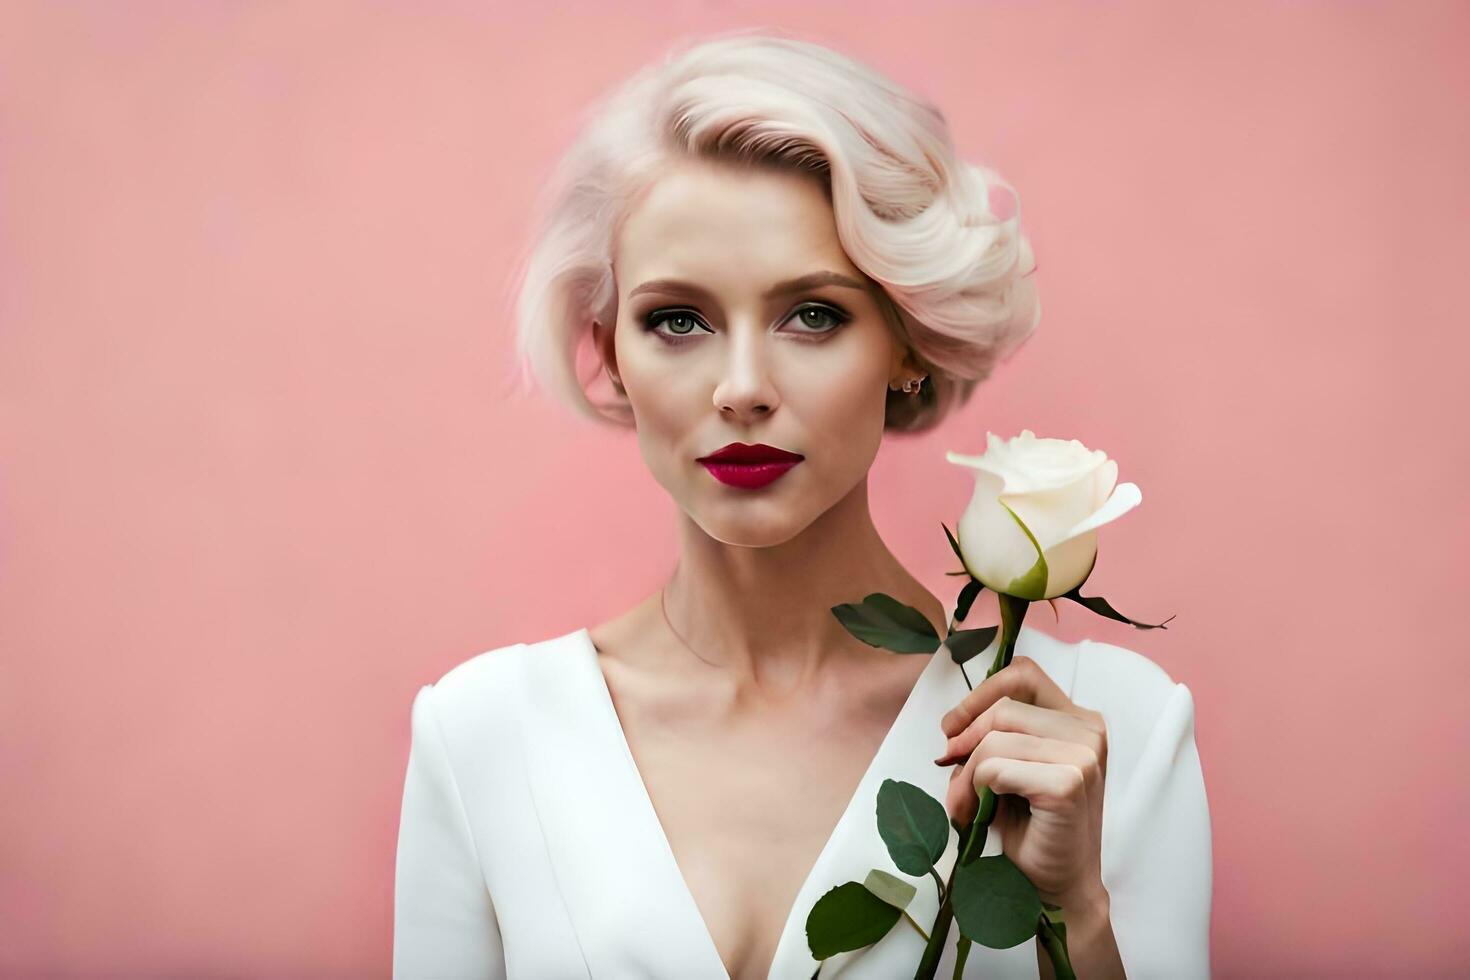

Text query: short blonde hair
(507, 28), (1040, 433)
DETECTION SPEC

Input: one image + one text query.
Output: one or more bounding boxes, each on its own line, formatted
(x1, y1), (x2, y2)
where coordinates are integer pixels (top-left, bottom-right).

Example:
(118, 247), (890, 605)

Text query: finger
(945, 735), (999, 824)
(936, 697), (1104, 770)
(971, 731), (1103, 796)
(944, 730), (1100, 821)
(972, 757), (1092, 815)
(991, 791), (1029, 846)
(946, 752), (982, 825)
(952, 788), (1028, 831)
(940, 655), (1073, 738)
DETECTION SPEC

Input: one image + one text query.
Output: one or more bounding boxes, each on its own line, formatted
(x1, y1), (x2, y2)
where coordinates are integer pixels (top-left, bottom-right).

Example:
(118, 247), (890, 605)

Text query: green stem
(1037, 915), (1076, 980)
(950, 936), (972, 979)
(912, 888), (955, 980)
(902, 908), (931, 942)
(912, 594), (1028, 979)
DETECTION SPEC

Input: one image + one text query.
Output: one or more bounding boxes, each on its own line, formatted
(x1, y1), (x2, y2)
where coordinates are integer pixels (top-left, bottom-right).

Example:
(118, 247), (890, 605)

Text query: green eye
(791, 304), (848, 332)
(640, 301), (850, 346)
(642, 309), (712, 344)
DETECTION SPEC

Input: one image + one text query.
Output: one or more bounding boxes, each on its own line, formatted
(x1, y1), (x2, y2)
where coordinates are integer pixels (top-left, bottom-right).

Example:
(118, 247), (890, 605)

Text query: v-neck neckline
(573, 611), (956, 979)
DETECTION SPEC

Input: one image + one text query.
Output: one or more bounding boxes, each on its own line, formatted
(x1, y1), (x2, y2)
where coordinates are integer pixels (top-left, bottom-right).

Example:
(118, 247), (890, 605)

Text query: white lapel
(520, 629), (730, 977)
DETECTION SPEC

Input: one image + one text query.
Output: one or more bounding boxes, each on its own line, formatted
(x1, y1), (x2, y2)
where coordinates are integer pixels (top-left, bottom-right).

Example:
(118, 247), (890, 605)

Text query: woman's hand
(934, 655), (1109, 905)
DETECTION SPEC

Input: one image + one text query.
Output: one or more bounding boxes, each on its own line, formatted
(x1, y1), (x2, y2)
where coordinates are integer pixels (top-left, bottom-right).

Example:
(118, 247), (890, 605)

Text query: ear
(592, 318), (624, 394)
(889, 343), (920, 384)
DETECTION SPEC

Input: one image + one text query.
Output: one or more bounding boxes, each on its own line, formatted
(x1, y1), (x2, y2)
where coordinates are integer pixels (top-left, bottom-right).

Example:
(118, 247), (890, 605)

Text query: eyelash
(640, 302), (851, 346)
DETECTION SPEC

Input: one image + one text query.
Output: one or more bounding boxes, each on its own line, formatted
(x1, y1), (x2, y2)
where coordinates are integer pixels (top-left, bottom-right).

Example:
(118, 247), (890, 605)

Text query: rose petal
(1054, 481), (1142, 546)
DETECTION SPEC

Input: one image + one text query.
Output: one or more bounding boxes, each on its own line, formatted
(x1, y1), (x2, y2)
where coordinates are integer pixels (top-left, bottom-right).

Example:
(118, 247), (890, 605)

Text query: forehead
(613, 158), (861, 289)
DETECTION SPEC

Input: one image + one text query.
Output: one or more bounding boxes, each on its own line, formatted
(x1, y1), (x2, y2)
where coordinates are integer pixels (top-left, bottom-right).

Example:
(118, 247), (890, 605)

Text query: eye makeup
(639, 301), (852, 347)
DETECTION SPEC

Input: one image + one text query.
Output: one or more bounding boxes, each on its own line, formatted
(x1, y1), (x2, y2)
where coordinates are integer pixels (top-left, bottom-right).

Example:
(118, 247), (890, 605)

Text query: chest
(499, 630), (1045, 979)
(614, 684), (914, 980)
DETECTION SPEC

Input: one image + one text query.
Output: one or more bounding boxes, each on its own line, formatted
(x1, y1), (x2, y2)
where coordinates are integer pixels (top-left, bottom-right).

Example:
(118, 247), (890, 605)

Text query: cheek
(785, 359), (889, 481)
(615, 334), (686, 427)
(629, 388), (690, 469)
(620, 369), (702, 483)
(795, 340), (891, 429)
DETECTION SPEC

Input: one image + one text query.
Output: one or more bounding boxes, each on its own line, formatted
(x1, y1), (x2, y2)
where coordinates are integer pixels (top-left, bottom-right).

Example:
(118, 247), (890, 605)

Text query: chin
(689, 507), (813, 549)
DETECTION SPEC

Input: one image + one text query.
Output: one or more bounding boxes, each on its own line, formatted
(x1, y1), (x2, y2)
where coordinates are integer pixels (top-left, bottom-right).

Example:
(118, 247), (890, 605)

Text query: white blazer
(393, 620), (1212, 979)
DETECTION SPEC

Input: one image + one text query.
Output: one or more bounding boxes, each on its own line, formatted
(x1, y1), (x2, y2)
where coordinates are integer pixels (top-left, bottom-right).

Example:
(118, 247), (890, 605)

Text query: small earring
(902, 375), (926, 394)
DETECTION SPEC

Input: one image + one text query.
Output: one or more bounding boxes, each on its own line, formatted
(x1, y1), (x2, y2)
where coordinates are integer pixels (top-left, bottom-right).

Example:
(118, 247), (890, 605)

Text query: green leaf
(831, 593), (941, 654)
(875, 779), (950, 876)
(950, 854), (1043, 949)
(944, 626), (999, 667)
(862, 869), (917, 911)
(1058, 585), (1176, 630)
(997, 502), (1049, 601)
(954, 577), (984, 623)
(805, 881), (903, 959)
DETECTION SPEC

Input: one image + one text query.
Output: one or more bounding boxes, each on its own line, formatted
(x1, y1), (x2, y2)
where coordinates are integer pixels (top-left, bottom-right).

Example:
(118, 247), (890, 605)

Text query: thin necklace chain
(657, 584), (726, 669)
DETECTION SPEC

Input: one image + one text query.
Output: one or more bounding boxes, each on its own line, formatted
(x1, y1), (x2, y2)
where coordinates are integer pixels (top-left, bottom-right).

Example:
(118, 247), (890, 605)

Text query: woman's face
(598, 157), (912, 547)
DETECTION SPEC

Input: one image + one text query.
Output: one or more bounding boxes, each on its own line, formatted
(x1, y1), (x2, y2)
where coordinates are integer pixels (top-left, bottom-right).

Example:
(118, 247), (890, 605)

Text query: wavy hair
(507, 28), (1041, 433)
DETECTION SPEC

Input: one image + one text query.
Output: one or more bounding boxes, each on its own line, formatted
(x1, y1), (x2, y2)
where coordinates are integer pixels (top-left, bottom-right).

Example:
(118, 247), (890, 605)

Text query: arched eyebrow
(628, 270), (871, 301)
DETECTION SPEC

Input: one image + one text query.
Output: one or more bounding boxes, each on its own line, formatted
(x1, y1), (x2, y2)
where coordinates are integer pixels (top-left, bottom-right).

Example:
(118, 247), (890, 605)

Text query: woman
(393, 30), (1211, 980)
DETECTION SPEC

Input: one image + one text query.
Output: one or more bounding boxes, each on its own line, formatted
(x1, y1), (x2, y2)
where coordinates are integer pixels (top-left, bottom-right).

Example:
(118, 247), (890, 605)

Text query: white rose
(945, 430), (1142, 600)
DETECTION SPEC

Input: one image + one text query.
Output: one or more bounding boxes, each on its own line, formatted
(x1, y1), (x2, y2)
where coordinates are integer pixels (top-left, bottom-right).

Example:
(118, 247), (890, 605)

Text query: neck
(660, 476), (946, 696)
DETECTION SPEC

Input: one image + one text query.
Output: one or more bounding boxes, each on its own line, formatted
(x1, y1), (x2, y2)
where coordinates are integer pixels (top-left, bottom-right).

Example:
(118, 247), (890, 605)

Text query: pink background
(2, 2), (1466, 976)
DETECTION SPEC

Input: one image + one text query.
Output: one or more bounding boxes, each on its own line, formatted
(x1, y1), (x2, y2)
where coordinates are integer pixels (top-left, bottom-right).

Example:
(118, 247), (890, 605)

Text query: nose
(712, 329), (780, 422)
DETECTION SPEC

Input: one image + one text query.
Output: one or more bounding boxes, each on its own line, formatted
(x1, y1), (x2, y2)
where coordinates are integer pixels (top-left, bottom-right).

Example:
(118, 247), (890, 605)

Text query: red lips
(697, 442), (804, 463)
(697, 442), (804, 489)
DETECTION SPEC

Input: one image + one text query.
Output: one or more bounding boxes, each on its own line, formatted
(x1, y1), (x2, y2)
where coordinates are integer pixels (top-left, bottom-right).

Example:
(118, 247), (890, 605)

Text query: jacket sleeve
(393, 683), (507, 979)
(1104, 680), (1213, 979)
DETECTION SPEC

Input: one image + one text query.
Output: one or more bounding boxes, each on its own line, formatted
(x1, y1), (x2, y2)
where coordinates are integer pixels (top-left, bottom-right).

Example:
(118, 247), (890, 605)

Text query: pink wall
(2, 2), (1465, 976)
